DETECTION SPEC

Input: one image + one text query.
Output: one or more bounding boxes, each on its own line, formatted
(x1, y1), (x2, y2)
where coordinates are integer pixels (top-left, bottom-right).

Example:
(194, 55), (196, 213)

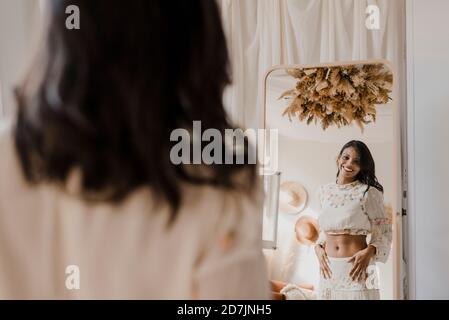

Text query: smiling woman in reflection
(314, 140), (392, 300)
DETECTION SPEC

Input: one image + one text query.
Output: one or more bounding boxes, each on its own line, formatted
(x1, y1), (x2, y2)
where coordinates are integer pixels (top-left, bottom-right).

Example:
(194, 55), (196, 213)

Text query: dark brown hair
(14, 0), (256, 220)
(336, 140), (383, 194)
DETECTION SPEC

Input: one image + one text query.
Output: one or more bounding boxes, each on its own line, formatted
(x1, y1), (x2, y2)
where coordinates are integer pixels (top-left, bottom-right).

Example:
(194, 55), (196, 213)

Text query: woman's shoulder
(175, 175), (264, 250)
(362, 185), (384, 204)
(0, 118), (26, 175)
(319, 182), (335, 191)
(0, 118), (19, 175)
(183, 173), (263, 214)
(0, 118), (41, 208)
(361, 183), (382, 194)
(316, 182), (336, 198)
(0, 117), (13, 142)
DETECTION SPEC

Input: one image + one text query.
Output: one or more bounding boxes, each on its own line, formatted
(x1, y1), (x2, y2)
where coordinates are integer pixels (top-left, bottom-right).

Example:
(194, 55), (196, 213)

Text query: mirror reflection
(263, 61), (399, 300)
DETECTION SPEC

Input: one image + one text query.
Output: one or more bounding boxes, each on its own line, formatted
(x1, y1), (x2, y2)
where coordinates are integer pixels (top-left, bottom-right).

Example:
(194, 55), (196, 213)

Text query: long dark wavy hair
(14, 0), (256, 221)
(336, 140), (383, 194)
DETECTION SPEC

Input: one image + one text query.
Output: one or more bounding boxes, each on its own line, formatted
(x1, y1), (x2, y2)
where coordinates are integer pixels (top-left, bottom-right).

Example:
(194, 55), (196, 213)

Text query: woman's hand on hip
(314, 244), (331, 279)
(348, 245), (376, 282)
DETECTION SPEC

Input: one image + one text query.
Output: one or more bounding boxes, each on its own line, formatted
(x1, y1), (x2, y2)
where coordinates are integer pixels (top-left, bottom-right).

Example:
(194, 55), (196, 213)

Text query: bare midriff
(325, 233), (368, 258)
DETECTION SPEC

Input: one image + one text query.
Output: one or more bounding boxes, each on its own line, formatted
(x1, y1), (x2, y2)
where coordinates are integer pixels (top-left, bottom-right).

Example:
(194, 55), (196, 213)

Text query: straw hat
(279, 181), (308, 214)
(295, 216), (319, 246)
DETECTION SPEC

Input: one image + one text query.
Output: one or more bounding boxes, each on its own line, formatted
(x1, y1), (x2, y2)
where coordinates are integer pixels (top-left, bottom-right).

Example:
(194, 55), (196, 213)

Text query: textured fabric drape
(218, 0), (405, 130)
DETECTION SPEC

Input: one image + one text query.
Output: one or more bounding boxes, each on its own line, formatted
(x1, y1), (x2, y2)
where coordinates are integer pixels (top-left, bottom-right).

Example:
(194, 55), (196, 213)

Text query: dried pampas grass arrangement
(279, 64), (393, 131)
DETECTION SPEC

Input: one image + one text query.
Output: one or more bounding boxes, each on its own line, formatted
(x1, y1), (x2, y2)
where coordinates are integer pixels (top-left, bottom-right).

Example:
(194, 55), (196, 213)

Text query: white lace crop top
(316, 180), (392, 263)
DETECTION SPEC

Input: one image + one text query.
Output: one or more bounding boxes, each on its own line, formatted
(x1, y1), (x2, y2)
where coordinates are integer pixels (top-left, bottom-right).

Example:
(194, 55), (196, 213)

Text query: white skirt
(318, 257), (380, 300)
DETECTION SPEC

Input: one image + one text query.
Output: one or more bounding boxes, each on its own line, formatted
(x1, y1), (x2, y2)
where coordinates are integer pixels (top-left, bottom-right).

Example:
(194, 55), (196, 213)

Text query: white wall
(0, 0), (41, 116)
(406, 0), (449, 300)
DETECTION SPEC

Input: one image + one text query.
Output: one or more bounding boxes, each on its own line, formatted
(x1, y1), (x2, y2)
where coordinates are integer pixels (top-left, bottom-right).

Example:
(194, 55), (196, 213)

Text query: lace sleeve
(365, 188), (392, 263)
(315, 185), (326, 246)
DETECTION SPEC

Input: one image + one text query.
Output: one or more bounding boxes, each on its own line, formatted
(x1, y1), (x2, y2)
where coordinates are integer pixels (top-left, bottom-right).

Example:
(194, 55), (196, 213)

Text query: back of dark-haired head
(336, 140), (383, 194)
(14, 0), (256, 221)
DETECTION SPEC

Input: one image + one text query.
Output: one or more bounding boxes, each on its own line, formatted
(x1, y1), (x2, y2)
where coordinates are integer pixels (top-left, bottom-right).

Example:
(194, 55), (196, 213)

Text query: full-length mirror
(262, 60), (400, 300)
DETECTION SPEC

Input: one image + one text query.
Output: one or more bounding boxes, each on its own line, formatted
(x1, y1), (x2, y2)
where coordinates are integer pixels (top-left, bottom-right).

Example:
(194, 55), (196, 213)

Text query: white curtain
(218, 0), (406, 130)
(0, 0), (41, 117)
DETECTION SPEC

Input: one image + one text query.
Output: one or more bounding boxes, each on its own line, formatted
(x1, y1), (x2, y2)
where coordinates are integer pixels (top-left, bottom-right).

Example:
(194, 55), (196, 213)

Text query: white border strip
(0, 83), (4, 117)
(405, 0), (416, 300)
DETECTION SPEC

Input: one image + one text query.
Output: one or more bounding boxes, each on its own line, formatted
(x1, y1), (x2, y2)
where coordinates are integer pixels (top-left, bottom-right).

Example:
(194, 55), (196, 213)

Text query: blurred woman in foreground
(0, 0), (269, 299)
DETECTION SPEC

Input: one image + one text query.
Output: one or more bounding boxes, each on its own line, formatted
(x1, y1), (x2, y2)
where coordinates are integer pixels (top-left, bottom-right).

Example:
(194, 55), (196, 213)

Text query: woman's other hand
(314, 244), (331, 279)
(348, 245), (376, 282)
